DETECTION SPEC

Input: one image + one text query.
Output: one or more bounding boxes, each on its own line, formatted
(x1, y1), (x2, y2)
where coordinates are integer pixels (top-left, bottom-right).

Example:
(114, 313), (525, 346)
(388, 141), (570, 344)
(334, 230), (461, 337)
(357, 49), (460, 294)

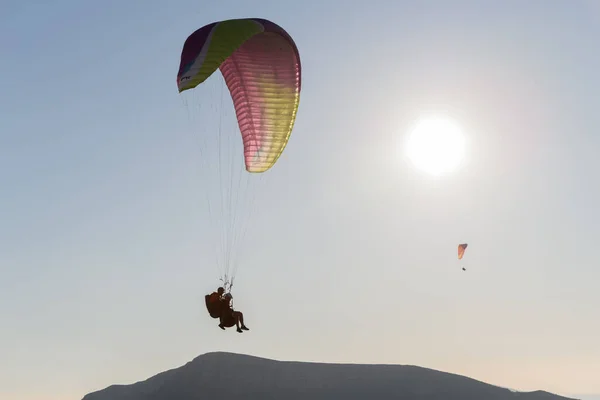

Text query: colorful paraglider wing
(457, 243), (468, 260)
(177, 18), (301, 173)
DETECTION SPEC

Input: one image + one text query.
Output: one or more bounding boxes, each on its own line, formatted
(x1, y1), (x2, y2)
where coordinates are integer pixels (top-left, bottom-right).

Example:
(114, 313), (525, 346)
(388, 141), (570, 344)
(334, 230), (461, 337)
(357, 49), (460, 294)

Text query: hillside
(82, 352), (578, 400)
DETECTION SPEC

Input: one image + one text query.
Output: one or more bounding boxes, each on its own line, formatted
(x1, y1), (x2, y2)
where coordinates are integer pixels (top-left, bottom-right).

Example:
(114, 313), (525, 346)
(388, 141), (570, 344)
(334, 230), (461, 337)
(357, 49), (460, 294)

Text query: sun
(404, 116), (466, 177)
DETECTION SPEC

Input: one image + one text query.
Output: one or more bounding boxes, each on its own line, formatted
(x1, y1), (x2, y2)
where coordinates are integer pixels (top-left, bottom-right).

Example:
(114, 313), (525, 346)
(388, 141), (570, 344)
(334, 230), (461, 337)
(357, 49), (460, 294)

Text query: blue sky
(1, 1), (599, 399)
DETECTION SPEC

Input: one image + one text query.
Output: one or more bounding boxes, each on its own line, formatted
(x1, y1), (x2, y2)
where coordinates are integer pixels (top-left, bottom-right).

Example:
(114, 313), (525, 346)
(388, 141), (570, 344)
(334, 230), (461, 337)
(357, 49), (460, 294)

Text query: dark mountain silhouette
(82, 352), (578, 400)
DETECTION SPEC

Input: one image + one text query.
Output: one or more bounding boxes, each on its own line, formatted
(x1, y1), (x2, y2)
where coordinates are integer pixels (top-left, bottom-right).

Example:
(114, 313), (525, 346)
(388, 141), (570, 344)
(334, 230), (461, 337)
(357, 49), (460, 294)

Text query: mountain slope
(82, 352), (578, 400)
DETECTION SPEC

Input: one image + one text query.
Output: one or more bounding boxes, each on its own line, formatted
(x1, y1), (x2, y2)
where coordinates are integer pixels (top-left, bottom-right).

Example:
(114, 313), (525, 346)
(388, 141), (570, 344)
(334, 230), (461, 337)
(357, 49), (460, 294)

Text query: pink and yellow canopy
(177, 18), (301, 173)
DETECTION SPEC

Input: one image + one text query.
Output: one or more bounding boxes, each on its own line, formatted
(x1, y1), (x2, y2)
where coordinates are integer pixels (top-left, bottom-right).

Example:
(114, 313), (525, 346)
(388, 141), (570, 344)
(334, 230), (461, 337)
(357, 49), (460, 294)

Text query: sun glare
(404, 116), (466, 177)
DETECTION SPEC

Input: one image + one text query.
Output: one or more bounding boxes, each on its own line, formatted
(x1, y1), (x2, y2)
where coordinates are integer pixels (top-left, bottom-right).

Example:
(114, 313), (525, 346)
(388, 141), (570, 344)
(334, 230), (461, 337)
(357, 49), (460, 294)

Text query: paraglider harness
(204, 277), (235, 319)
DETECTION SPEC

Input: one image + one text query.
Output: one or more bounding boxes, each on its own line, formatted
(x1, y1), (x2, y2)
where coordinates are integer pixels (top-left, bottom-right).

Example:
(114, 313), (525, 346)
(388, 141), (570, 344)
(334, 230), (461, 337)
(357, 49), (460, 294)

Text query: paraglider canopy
(176, 17), (301, 292)
(177, 18), (301, 173)
(458, 243), (468, 260)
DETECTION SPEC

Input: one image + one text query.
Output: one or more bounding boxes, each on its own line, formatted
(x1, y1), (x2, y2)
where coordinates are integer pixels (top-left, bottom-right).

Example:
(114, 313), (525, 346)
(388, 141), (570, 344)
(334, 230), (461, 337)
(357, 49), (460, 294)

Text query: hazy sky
(1, 1), (599, 399)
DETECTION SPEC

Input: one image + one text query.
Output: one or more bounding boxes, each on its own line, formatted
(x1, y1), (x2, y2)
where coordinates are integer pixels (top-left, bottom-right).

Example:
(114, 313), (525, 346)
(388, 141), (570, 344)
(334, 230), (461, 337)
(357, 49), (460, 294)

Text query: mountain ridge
(82, 351), (578, 400)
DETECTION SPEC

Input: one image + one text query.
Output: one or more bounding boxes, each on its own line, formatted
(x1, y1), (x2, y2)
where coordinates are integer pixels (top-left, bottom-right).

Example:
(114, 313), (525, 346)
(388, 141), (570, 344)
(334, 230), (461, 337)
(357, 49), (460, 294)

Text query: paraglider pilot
(205, 287), (250, 333)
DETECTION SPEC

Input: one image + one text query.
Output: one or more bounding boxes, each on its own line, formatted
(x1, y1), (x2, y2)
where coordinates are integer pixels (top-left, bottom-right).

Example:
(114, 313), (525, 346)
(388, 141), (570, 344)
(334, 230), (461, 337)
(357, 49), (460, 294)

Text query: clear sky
(1, 1), (599, 399)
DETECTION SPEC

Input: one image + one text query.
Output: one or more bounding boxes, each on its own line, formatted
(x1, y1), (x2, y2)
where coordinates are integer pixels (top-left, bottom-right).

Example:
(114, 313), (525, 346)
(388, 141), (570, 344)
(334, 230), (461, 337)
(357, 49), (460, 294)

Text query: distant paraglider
(458, 243), (468, 271)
